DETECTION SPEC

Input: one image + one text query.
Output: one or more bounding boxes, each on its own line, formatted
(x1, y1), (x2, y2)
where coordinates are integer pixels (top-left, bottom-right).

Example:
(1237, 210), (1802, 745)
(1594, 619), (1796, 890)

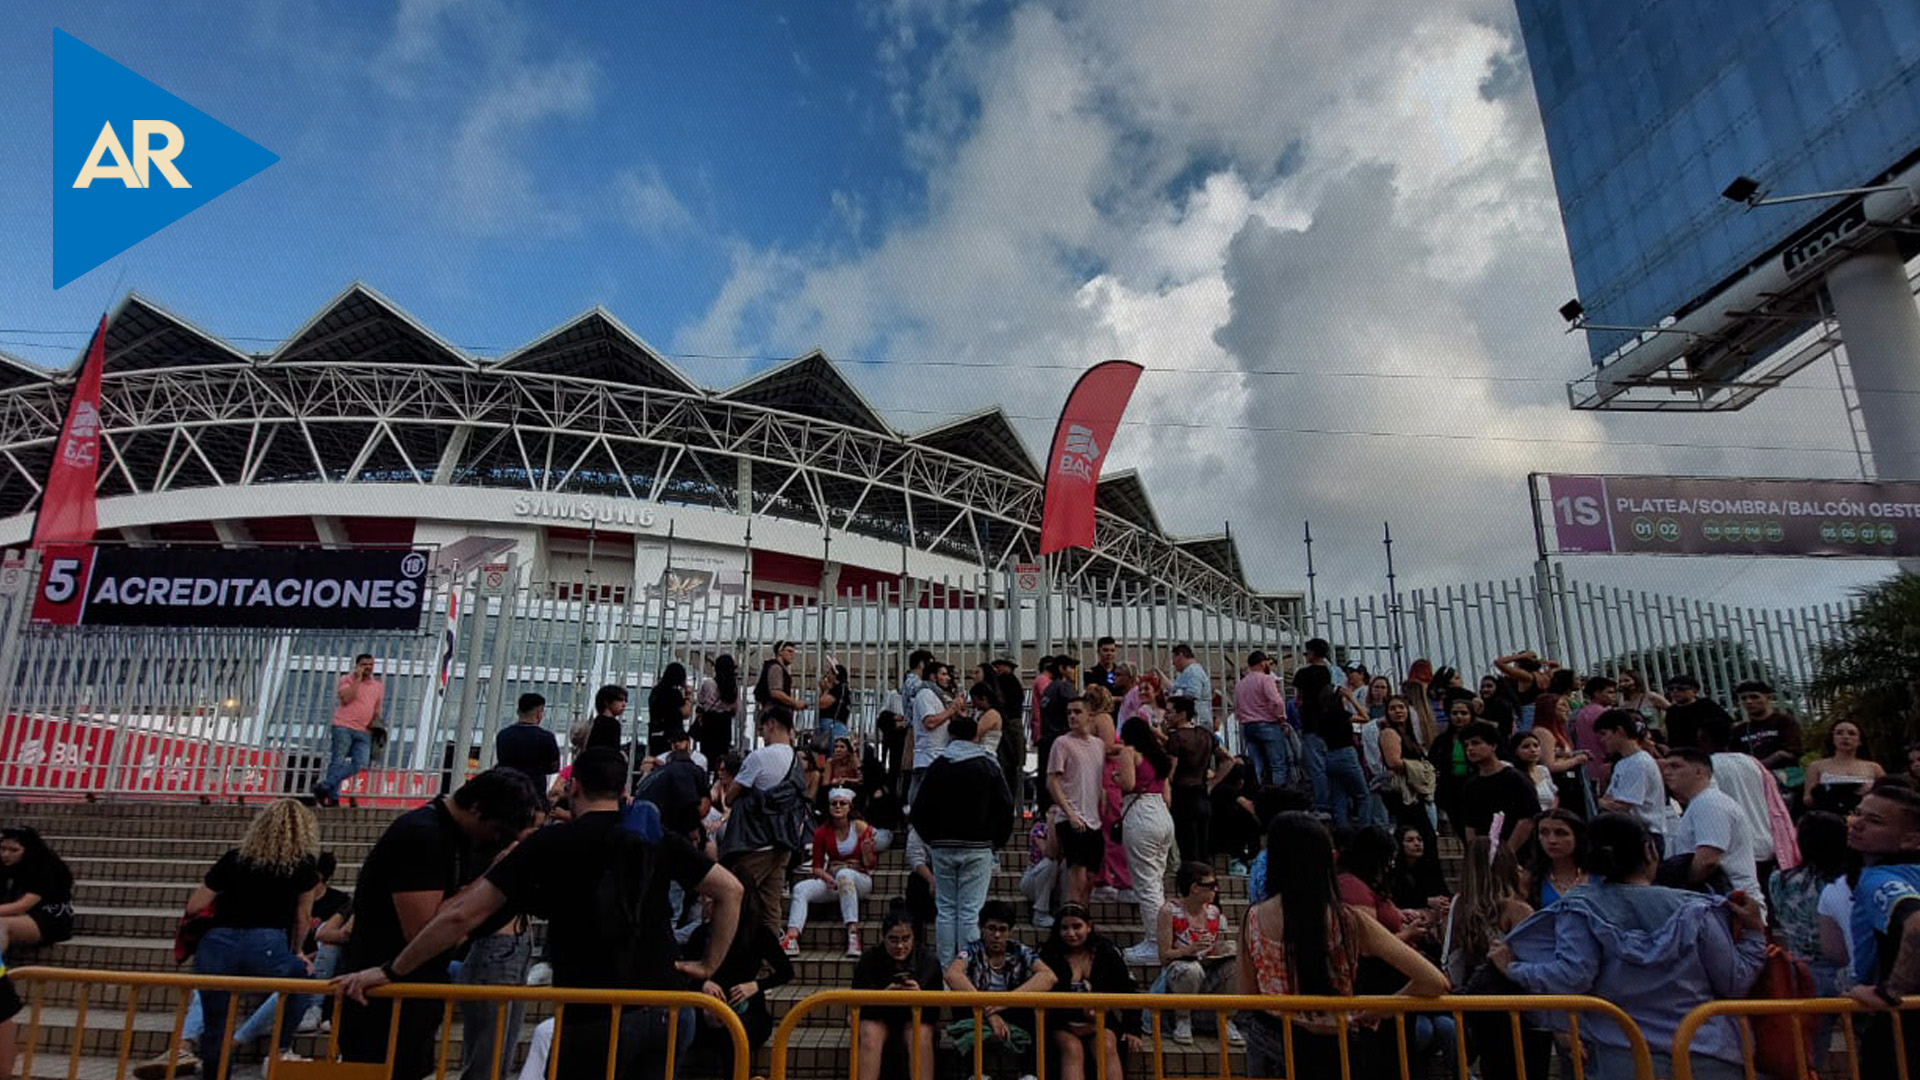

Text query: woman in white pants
(785, 789), (878, 957)
(1116, 717), (1177, 965)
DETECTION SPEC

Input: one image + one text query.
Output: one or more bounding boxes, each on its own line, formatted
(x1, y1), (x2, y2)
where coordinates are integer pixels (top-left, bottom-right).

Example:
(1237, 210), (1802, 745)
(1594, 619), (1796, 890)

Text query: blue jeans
(930, 847), (997, 966)
(193, 927), (311, 1078)
(1320, 746), (1382, 829)
(1240, 723), (1292, 789)
(1303, 733), (1329, 807)
(230, 942), (337, 1044)
(458, 933), (533, 1080)
(319, 725), (372, 797)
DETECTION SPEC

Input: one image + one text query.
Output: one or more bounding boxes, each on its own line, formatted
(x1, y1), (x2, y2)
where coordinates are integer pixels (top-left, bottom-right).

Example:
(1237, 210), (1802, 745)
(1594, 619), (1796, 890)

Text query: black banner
(32, 545), (430, 629)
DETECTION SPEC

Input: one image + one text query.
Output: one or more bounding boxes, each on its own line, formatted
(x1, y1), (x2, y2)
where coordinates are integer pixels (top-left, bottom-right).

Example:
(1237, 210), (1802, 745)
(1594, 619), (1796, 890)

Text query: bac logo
(53, 30), (278, 288)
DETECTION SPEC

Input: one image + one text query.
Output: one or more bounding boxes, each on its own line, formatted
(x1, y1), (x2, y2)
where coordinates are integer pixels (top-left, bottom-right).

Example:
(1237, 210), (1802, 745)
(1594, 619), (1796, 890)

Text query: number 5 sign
(31, 545), (97, 625)
(1011, 563), (1044, 598)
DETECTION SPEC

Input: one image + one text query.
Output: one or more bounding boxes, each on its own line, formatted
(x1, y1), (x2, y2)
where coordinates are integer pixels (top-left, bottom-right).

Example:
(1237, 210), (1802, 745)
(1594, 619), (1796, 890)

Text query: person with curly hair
(184, 799), (322, 1077)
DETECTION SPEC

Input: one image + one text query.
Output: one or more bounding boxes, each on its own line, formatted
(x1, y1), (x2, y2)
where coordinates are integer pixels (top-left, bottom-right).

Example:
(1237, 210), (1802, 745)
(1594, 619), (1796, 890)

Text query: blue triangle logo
(52, 29), (279, 289)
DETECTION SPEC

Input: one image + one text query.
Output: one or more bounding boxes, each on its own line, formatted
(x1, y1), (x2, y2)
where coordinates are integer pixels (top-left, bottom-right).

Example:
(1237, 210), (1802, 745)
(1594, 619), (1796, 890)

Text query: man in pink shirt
(315, 652), (384, 807)
(1233, 650), (1291, 787)
(1570, 675), (1616, 787)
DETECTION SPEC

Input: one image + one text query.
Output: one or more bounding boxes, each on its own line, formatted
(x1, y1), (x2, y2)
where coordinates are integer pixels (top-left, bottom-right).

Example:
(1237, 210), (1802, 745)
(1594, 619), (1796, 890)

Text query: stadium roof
(718, 349), (892, 435)
(908, 406), (1040, 481)
(270, 282), (476, 370)
(98, 293), (253, 375)
(1097, 470), (1161, 534)
(0, 284), (1277, 606)
(493, 307), (700, 393)
(1173, 533), (1245, 586)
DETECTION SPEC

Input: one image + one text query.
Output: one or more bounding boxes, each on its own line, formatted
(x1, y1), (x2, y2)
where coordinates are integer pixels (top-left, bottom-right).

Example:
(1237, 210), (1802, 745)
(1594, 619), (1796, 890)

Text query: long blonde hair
(238, 798), (319, 871)
(1453, 836), (1525, 966)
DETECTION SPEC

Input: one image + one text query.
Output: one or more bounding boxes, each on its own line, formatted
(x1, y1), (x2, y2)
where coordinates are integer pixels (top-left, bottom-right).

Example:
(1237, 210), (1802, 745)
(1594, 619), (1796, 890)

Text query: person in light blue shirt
(1491, 813), (1766, 1080)
(1169, 645), (1212, 729)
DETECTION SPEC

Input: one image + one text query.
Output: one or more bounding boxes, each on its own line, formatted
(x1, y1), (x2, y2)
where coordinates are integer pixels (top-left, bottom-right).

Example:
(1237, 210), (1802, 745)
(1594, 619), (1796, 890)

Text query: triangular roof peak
(493, 307), (699, 393)
(269, 282), (475, 369)
(1097, 469), (1162, 535)
(97, 292), (254, 374)
(910, 406), (1040, 481)
(717, 349), (892, 435)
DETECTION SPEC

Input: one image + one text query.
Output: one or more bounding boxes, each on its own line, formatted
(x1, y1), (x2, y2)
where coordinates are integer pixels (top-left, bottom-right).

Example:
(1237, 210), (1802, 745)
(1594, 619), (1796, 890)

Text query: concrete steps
(0, 797), (1460, 1080)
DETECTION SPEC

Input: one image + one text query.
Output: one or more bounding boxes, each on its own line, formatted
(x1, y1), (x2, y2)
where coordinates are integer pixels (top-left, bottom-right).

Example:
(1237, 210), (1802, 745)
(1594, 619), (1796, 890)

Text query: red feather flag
(1038, 360), (1143, 555)
(30, 315), (107, 550)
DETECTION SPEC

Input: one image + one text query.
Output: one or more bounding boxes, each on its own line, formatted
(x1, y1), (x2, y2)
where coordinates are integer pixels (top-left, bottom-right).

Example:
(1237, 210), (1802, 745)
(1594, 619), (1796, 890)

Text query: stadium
(0, 284), (1301, 764)
(0, 283), (1290, 614)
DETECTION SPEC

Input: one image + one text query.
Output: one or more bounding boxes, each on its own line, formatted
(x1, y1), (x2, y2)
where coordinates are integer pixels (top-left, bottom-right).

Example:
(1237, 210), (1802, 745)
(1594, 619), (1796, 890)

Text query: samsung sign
(511, 495), (658, 529)
(31, 546), (429, 629)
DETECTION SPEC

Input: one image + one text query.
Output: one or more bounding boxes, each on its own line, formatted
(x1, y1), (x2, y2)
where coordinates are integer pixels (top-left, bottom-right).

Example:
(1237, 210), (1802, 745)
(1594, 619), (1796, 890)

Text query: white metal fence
(0, 563), (1290, 801)
(1311, 562), (1856, 710)
(0, 556), (1861, 802)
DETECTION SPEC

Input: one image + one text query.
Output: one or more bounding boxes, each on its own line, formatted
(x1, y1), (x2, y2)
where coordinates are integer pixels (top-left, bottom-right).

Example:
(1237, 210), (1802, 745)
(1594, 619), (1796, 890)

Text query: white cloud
(616, 164), (695, 239)
(676, 0), (1884, 608)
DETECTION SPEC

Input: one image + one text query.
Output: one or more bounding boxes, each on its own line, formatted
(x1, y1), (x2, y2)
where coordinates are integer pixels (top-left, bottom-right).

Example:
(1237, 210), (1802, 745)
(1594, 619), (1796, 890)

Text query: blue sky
(2, 2), (940, 365)
(0, 0), (1899, 607)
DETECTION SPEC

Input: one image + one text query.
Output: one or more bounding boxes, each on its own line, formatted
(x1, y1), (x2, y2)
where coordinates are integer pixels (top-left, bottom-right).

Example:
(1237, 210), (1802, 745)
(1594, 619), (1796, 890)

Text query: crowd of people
(65, 632), (1920, 1080)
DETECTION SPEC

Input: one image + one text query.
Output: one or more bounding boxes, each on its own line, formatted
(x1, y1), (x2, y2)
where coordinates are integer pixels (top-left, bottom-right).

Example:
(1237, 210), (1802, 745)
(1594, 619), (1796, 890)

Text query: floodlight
(1721, 176), (1762, 204)
(1558, 299), (1584, 324)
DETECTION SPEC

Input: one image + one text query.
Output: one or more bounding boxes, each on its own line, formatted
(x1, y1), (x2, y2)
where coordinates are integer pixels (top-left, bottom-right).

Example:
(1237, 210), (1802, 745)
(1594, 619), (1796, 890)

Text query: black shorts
(1055, 820), (1105, 870)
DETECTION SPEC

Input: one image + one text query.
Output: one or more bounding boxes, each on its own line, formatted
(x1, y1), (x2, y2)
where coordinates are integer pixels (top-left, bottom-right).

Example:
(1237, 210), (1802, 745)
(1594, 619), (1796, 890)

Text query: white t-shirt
(1819, 876), (1856, 972)
(911, 686), (951, 769)
(1709, 752), (1778, 863)
(1605, 749), (1667, 836)
(736, 743), (797, 791)
(1672, 787), (1762, 912)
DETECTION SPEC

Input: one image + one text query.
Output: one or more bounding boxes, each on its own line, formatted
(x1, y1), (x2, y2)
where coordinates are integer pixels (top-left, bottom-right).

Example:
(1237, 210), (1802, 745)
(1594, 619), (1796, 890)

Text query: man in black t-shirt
(334, 768), (540, 1077)
(495, 692), (560, 797)
(1661, 674), (1733, 751)
(337, 748), (743, 1080)
(1454, 722), (1538, 854)
(1083, 637), (1118, 689)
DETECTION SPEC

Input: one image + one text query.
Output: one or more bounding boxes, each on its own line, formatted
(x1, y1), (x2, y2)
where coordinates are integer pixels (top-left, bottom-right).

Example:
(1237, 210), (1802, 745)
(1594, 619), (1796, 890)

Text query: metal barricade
(767, 990), (1655, 1080)
(6, 966), (752, 1080)
(1671, 997), (1917, 1080)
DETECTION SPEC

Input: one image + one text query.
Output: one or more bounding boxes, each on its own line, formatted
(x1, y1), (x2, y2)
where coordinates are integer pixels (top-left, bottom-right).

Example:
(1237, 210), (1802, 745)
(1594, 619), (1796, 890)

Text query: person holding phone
(849, 905), (941, 1080)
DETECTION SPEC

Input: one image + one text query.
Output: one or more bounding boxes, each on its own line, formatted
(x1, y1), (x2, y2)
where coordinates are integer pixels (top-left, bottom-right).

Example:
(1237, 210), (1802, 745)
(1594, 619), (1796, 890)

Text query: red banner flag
(1038, 360), (1143, 555)
(30, 315), (107, 550)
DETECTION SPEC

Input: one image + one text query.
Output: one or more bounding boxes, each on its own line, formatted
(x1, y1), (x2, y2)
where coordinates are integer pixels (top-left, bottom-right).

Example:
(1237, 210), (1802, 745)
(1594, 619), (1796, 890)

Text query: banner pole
(1528, 474), (1565, 663)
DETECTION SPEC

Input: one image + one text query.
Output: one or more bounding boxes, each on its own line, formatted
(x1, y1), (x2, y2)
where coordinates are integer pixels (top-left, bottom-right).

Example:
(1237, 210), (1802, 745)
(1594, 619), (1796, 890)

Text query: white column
(1827, 239), (1920, 480)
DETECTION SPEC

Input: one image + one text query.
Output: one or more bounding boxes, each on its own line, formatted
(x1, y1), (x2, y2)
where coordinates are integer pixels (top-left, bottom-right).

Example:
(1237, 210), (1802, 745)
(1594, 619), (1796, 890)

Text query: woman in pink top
(1116, 717), (1176, 964)
(1083, 685), (1134, 897)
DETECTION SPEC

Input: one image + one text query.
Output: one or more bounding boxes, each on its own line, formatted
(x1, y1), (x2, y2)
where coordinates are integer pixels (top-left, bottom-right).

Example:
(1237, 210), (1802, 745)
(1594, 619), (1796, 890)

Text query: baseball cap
(991, 656), (1018, 669)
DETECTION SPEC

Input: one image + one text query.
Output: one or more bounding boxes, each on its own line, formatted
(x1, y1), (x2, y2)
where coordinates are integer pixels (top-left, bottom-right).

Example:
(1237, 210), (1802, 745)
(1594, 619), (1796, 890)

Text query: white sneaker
(781, 928), (801, 957)
(133, 1045), (199, 1080)
(1123, 941), (1160, 965)
(1225, 1020), (1245, 1045)
(1172, 1019), (1194, 1044)
(274, 1049), (309, 1062)
(525, 962), (554, 987)
(295, 1006), (323, 1035)
(1033, 911), (1055, 930)
(1091, 885), (1122, 902)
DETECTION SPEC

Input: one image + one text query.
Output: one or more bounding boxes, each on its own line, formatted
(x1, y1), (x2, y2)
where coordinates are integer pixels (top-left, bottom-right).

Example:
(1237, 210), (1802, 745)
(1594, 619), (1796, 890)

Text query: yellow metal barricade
(1672, 997), (1920, 1080)
(6, 966), (753, 1080)
(768, 989), (1654, 1080)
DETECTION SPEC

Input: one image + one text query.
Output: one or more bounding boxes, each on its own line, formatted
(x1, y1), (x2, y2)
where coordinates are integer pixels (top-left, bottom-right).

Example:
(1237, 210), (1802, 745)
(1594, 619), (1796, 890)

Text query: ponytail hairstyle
(1587, 812), (1655, 884)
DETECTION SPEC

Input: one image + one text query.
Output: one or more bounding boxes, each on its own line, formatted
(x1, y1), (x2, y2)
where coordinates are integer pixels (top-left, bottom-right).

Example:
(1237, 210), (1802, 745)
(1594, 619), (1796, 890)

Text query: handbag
(1742, 944), (1815, 1080)
(718, 750), (812, 859)
(173, 900), (218, 965)
(367, 716), (389, 757)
